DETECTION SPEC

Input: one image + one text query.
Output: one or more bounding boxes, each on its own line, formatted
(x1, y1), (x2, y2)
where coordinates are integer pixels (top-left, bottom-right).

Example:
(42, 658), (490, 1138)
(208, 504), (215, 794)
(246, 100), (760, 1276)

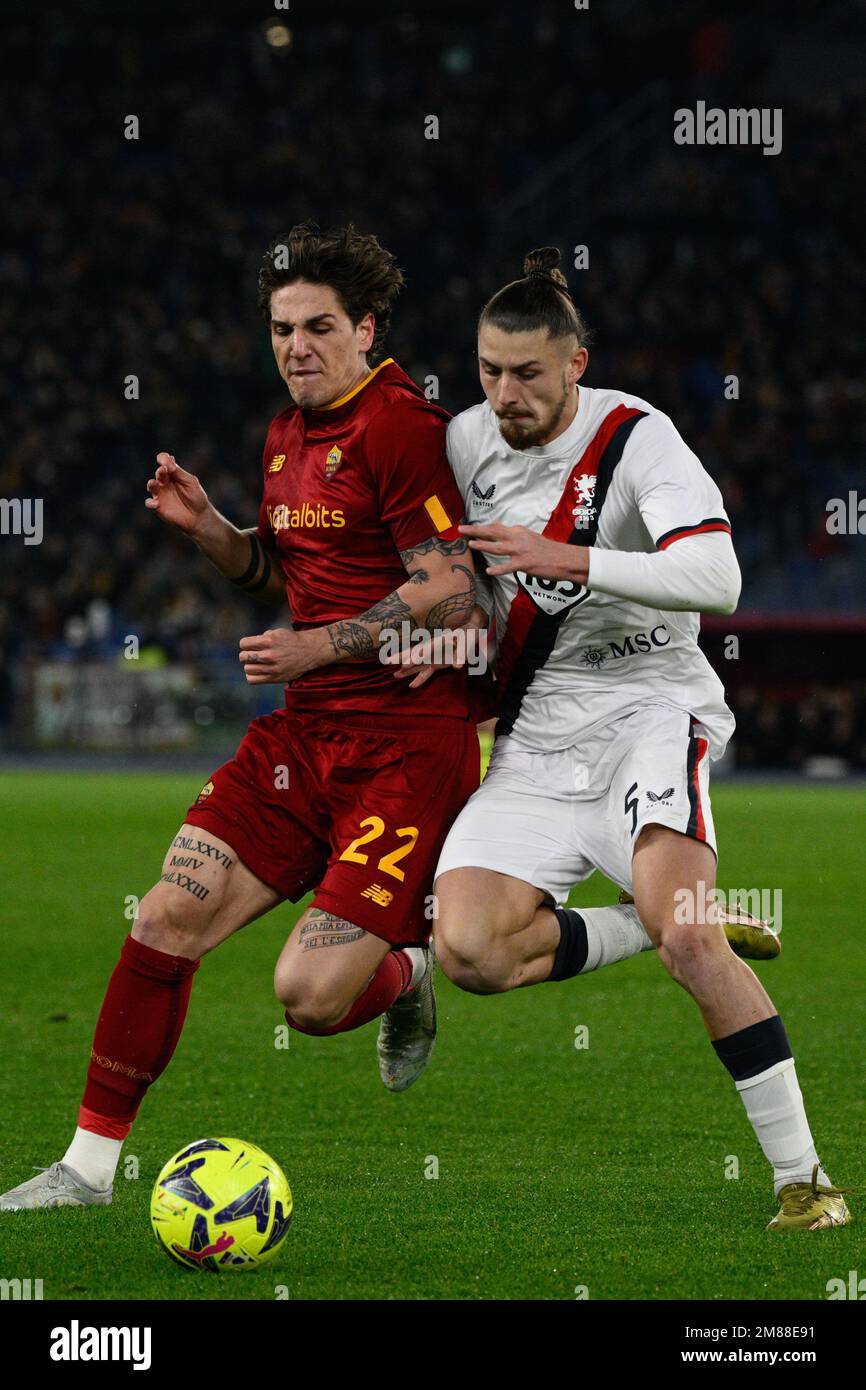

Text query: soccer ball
(150, 1137), (293, 1271)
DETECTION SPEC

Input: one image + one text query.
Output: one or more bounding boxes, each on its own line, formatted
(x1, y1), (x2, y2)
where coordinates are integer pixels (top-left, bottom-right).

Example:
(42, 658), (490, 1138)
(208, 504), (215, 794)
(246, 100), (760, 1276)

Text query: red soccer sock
(78, 934), (200, 1139)
(285, 949), (412, 1037)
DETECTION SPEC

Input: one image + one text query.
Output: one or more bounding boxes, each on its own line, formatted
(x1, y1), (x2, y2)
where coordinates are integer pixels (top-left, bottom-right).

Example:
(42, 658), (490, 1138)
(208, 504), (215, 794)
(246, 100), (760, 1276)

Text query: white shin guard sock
(735, 1059), (828, 1195)
(578, 904), (654, 973)
(62, 1126), (123, 1191)
(401, 946), (428, 989)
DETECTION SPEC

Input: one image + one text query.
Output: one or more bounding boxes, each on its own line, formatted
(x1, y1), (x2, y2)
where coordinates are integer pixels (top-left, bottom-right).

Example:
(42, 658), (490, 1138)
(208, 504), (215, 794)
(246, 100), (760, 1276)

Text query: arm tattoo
(400, 534), (470, 567)
(327, 590), (413, 656)
(356, 591), (414, 625)
(326, 535), (474, 660)
(425, 586), (476, 628)
(328, 621), (376, 659)
(450, 563), (474, 584)
(300, 911), (366, 950)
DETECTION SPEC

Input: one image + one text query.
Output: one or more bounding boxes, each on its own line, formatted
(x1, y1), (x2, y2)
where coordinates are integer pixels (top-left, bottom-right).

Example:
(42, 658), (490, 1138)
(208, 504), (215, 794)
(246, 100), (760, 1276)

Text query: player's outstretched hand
(460, 521), (589, 583)
(145, 453), (210, 535)
(389, 604), (490, 689)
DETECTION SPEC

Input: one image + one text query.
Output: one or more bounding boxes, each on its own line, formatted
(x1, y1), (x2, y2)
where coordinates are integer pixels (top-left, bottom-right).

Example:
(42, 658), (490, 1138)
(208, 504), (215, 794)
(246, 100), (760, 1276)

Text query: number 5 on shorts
(339, 816), (420, 882)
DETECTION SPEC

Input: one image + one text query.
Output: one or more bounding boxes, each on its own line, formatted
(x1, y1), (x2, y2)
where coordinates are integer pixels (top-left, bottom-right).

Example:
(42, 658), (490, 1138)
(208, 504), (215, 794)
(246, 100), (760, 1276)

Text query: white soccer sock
(735, 1059), (829, 1195)
(62, 1126), (123, 1191)
(579, 904), (654, 973)
(401, 946), (428, 989)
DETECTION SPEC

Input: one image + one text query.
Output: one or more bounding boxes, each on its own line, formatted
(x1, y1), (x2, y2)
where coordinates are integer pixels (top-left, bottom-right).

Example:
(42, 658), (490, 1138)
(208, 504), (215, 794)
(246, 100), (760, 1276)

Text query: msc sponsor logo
(581, 625), (671, 668)
(267, 502), (345, 532)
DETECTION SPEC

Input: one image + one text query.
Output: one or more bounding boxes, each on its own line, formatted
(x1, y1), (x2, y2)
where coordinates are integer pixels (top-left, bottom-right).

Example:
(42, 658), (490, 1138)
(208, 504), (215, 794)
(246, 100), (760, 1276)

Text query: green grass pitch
(0, 769), (863, 1301)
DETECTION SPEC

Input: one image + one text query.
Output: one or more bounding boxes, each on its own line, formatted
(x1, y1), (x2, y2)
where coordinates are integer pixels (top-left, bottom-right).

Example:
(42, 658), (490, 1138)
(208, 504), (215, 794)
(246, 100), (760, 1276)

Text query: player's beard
(497, 377), (571, 450)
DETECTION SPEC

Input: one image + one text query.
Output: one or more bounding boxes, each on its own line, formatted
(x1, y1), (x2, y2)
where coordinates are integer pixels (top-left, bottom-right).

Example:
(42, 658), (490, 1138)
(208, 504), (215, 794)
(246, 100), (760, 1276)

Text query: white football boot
(0, 1161), (113, 1210)
(377, 945), (437, 1092)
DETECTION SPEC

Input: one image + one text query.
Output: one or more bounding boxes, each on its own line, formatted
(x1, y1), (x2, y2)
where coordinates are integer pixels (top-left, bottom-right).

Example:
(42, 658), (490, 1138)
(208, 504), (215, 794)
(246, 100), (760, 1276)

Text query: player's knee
(132, 885), (213, 957)
(275, 971), (346, 1032)
(654, 919), (719, 987)
(435, 930), (509, 995)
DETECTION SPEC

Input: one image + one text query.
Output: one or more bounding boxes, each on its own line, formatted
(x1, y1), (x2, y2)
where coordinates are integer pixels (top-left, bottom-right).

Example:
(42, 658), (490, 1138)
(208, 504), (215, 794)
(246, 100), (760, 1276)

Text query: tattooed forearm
(159, 870), (210, 902)
(324, 532), (476, 665)
(327, 620), (376, 659)
(424, 586), (476, 628)
(172, 835), (232, 869)
(357, 592), (414, 625)
(326, 591), (413, 660)
(300, 911), (366, 949)
(450, 563), (474, 584)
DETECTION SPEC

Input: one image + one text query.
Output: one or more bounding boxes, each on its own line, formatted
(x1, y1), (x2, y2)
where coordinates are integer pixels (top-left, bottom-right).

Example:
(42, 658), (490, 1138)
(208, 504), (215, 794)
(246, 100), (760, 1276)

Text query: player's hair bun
(523, 246), (568, 289)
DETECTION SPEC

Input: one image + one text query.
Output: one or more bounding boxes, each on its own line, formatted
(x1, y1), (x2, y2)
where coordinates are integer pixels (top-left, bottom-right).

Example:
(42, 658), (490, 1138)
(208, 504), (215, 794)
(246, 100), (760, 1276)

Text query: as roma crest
(324, 446), (343, 478)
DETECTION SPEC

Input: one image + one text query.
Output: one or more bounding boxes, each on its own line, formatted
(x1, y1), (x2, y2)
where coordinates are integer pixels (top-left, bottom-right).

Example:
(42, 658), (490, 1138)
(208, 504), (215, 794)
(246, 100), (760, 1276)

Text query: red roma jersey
(255, 358), (472, 717)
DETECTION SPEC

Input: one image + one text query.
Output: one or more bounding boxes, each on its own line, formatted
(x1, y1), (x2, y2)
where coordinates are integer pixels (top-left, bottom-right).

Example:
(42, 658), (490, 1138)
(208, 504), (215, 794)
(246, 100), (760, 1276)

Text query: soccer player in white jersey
(433, 247), (850, 1231)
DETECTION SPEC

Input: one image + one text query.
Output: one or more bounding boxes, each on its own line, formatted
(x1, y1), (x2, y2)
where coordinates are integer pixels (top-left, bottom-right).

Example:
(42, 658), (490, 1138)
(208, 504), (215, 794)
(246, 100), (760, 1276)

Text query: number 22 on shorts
(339, 816), (420, 882)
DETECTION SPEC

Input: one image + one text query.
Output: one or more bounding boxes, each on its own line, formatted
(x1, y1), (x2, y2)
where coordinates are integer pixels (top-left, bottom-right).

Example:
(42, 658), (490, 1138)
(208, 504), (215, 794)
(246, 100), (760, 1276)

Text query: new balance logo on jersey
(470, 479), (496, 510)
(517, 572), (590, 616)
(580, 625), (671, 668)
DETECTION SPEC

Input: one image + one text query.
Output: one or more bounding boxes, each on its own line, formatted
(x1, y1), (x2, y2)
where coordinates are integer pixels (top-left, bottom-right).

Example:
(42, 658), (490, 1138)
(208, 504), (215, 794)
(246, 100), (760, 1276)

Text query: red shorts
(184, 707), (481, 946)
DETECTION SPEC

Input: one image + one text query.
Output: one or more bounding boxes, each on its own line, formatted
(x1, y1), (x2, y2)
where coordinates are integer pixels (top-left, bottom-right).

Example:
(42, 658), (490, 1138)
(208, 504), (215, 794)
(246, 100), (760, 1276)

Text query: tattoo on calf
(300, 911), (366, 950)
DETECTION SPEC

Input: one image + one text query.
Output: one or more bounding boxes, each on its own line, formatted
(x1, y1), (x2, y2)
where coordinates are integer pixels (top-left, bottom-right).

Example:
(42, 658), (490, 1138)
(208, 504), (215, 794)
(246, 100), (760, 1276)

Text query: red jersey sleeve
(255, 491), (272, 546)
(365, 396), (465, 553)
(255, 422), (281, 545)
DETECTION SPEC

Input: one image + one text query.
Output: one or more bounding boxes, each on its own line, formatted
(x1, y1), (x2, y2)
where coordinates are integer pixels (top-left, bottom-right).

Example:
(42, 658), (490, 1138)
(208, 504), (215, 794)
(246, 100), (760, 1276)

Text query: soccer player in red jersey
(0, 224), (482, 1211)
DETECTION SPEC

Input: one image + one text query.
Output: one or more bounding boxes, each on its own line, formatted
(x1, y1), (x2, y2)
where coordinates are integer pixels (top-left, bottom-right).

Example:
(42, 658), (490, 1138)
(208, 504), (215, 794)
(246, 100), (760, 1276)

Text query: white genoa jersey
(447, 385), (736, 758)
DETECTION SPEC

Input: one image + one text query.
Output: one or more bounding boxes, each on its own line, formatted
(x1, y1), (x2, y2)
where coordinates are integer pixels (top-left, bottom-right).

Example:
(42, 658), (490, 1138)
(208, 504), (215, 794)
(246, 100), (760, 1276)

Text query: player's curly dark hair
(480, 246), (592, 346)
(257, 222), (405, 362)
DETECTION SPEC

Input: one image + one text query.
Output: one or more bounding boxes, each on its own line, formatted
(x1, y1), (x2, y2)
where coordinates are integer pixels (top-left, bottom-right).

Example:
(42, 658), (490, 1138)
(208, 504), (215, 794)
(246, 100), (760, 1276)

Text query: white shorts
(436, 704), (716, 905)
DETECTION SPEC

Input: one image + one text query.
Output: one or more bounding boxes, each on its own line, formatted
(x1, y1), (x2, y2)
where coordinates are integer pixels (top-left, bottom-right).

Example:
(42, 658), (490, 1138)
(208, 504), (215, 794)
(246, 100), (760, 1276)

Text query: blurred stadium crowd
(1, 1), (864, 765)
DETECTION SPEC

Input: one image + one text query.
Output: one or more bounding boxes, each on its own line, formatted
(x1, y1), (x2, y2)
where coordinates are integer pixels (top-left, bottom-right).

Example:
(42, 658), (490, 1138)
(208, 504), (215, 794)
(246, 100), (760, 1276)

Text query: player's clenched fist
(460, 521), (589, 583)
(145, 453), (210, 535)
(239, 628), (320, 684)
